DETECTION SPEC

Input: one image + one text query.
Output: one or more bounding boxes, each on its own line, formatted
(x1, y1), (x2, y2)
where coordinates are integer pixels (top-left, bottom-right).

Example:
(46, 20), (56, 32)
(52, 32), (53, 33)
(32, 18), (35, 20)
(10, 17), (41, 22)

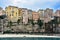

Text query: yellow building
(5, 6), (22, 22)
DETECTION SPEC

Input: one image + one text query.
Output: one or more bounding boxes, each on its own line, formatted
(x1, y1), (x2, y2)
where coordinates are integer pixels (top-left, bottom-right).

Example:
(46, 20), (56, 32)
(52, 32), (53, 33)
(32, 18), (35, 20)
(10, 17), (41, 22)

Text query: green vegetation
(37, 20), (43, 28)
(17, 19), (20, 24)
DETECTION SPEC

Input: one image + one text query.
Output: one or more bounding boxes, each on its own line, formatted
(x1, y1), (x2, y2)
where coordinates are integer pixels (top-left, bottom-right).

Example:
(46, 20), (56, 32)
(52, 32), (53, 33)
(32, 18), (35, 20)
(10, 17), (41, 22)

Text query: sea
(0, 37), (60, 40)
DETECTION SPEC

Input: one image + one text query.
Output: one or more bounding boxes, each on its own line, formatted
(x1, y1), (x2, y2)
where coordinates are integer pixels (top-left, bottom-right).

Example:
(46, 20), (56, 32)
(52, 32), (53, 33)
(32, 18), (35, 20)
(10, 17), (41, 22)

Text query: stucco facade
(5, 6), (21, 22)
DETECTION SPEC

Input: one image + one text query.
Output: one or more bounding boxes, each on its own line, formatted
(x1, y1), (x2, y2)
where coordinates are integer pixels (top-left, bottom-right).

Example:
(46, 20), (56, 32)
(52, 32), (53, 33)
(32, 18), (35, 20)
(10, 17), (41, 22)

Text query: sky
(0, 0), (60, 11)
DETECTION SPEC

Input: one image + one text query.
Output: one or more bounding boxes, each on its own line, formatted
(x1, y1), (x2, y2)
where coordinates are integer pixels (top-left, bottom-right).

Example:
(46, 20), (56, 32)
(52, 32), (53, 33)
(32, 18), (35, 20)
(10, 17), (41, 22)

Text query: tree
(17, 19), (20, 24)
(9, 21), (12, 27)
(37, 19), (43, 28)
(31, 20), (34, 26)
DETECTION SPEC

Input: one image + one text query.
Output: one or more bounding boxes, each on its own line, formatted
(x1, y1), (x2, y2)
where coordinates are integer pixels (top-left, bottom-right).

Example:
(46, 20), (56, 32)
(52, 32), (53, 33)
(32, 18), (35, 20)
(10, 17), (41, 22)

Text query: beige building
(32, 11), (39, 23)
(32, 11), (39, 21)
(55, 10), (60, 17)
(38, 8), (54, 23)
(5, 6), (21, 22)
(44, 8), (54, 23)
(0, 7), (5, 15)
(28, 10), (32, 20)
(21, 8), (28, 24)
(38, 9), (44, 20)
(44, 8), (53, 18)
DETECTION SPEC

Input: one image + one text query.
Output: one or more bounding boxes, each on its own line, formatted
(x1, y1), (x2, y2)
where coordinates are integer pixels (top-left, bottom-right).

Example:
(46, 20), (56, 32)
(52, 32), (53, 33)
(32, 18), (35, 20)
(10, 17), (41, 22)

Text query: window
(11, 13), (13, 16)
(16, 12), (17, 16)
(10, 13), (13, 16)
(12, 11), (14, 13)
(9, 8), (11, 9)
(23, 13), (26, 16)
(10, 14), (11, 16)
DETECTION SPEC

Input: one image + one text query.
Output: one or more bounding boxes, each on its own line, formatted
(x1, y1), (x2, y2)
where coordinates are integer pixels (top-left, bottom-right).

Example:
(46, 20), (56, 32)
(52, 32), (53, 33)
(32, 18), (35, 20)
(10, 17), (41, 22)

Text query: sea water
(0, 37), (60, 40)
